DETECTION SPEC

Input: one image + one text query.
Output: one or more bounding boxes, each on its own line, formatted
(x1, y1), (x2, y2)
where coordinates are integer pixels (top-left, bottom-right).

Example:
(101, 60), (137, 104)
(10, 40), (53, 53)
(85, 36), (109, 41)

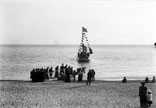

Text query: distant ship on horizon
(77, 27), (93, 62)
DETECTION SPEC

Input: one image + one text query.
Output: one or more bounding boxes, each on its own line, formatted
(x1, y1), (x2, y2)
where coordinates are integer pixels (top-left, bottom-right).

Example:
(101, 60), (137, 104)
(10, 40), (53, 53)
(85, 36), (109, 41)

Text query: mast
(78, 27), (87, 52)
(78, 27), (93, 54)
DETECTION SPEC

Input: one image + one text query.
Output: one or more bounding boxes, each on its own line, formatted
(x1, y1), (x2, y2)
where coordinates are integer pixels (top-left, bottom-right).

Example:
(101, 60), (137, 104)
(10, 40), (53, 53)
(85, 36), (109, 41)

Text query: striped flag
(82, 27), (87, 33)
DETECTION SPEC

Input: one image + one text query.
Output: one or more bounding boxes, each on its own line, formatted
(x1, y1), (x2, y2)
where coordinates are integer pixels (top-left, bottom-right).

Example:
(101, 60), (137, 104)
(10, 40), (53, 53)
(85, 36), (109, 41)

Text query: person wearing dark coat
(139, 82), (148, 107)
(122, 77), (127, 83)
(77, 68), (83, 82)
(86, 70), (92, 85)
(151, 76), (155, 83)
(49, 67), (53, 78)
(55, 66), (59, 78)
(145, 77), (149, 83)
(73, 70), (77, 82)
(78, 71), (83, 82)
(91, 69), (95, 81)
(60, 63), (65, 75)
(65, 67), (71, 82)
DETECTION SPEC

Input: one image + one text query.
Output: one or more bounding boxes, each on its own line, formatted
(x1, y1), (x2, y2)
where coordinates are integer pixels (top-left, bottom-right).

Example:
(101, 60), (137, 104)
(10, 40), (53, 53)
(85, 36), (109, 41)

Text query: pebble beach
(0, 80), (155, 108)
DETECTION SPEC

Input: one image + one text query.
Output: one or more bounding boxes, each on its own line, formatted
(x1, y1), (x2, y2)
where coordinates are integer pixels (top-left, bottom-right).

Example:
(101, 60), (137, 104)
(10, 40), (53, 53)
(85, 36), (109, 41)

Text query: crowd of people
(30, 67), (51, 82)
(121, 76), (155, 107)
(30, 63), (96, 83)
(30, 66), (155, 107)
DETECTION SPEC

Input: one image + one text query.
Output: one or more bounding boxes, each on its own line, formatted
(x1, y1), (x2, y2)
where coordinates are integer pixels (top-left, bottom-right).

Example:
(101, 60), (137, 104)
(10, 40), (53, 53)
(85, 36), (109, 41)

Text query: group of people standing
(30, 63), (96, 83)
(121, 76), (154, 107)
(30, 67), (52, 82)
(86, 69), (95, 85)
(56, 64), (86, 82)
(145, 76), (155, 83)
(122, 76), (155, 84)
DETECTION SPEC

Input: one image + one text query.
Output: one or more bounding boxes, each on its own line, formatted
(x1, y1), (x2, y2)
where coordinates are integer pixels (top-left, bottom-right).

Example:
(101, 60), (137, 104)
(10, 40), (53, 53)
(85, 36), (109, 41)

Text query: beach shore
(0, 80), (155, 108)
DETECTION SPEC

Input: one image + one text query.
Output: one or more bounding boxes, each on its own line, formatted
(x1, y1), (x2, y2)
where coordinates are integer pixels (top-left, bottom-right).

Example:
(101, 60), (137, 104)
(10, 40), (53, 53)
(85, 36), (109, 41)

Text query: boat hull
(77, 57), (90, 62)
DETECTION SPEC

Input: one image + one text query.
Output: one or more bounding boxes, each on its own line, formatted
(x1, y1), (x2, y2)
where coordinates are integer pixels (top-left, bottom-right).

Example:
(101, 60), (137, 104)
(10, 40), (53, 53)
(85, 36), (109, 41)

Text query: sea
(0, 45), (156, 81)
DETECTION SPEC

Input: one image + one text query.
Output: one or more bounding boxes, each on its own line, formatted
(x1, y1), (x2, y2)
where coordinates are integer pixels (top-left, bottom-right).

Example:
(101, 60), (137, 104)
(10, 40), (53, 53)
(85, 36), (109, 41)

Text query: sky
(0, 0), (156, 45)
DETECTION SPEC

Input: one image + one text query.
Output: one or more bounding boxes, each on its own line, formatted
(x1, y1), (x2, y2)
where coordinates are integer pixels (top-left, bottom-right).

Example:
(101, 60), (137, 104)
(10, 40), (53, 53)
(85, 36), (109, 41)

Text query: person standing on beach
(49, 67), (53, 78)
(72, 70), (77, 82)
(122, 77), (127, 83)
(139, 82), (148, 107)
(145, 77), (149, 83)
(55, 66), (59, 78)
(91, 69), (95, 81)
(151, 76), (155, 83)
(60, 63), (64, 75)
(146, 89), (153, 107)
(65, 66), (71, 82)
(86, 70), (92, 85)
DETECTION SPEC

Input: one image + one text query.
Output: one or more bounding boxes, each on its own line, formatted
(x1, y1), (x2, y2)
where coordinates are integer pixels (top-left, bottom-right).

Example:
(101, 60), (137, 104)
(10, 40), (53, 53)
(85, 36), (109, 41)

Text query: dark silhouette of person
(139, 82), (148, 107)
(145, 77), (149, 83)
(151, 76), (155, 83)
(78, 67), (86, 82)
(60, 63), (64, 75)
(45, 67), (49, 79)
(65, 66), (71, 82)
(55, 66), (59, 78)
(73, 70), (77, 82)
(86, 70), (92, 85)
(77, 68), (83, 82)
(91, 69), (95, 81)
(49, 67), (53, 78)
(82, 67), (86, 74)
(78, 71), (83, 82)
(122, 77), (127, 83)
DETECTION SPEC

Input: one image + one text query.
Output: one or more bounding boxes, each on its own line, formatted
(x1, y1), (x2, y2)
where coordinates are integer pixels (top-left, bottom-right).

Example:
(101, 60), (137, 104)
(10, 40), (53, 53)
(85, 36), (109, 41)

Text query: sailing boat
(77, 27), (93, 62)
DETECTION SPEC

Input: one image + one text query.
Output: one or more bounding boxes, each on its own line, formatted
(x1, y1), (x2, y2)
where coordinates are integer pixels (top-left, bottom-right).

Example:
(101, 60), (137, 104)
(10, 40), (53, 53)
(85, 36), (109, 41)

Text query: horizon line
(0, 43), (154, 46)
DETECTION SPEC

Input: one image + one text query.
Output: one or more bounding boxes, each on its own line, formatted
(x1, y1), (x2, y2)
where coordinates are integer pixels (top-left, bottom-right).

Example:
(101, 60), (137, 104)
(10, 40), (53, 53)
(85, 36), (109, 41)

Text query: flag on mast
(82, 27), (87, 33)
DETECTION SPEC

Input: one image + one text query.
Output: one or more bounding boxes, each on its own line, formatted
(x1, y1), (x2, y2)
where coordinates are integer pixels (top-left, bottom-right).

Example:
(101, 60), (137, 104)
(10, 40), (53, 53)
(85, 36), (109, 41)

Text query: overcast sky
(0, 0), (156, 45)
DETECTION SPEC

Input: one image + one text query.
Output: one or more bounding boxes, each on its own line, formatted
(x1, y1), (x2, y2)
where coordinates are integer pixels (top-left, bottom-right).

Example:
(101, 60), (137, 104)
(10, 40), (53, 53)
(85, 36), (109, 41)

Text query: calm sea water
(0, 45), (156, 81)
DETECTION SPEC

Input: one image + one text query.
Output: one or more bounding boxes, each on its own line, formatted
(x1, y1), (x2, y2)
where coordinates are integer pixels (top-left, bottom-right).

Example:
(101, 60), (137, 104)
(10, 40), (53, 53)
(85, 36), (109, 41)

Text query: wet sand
(0, 80), (155, 108)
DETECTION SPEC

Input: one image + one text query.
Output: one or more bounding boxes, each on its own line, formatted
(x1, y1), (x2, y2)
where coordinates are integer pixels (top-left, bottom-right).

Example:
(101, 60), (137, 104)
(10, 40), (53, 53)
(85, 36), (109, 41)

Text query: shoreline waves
(0, 45), (155, 81)
(0, 79), (155, 108)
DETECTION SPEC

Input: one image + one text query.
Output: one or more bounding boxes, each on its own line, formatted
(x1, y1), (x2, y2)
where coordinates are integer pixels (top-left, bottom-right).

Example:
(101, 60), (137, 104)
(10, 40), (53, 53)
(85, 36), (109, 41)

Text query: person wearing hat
(146, 89), (153, 107)
(139, 82), (148, 107)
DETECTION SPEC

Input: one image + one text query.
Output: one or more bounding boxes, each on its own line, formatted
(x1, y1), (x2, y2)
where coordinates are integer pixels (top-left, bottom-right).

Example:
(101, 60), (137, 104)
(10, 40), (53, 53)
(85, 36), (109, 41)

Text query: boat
(77, 27), (93, 62)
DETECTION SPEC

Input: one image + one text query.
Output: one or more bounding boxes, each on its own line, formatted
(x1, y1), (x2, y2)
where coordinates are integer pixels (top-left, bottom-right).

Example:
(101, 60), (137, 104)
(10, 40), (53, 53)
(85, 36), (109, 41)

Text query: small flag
(82, 27), (87, 33)
(82, 32), (85, 35)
